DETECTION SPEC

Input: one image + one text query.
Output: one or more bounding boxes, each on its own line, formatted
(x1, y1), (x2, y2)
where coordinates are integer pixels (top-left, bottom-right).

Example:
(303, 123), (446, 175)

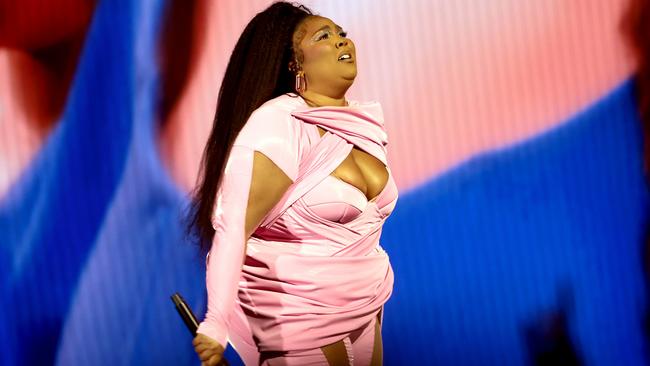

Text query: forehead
(301, 16), (342, 34)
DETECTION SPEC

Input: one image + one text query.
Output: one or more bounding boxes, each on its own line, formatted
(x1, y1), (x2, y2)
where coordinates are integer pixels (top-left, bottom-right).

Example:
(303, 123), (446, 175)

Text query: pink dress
(197, 93), (399, 364)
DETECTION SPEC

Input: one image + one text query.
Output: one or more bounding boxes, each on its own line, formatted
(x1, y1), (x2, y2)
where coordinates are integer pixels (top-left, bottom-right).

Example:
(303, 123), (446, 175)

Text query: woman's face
(293, 16), (357, 93)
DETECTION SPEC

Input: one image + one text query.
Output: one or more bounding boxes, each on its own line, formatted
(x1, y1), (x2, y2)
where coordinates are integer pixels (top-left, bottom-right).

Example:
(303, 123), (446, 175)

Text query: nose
(336, 38), (348, 48)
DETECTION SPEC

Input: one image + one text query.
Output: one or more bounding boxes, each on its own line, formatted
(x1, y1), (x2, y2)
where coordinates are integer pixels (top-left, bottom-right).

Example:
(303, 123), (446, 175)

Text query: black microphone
(171, 292), (230, 365)
(171, 292), (199, 336)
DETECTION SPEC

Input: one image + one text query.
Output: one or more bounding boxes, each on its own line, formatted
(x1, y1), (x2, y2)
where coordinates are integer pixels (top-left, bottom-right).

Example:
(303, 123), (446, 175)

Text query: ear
(288, 59), (300, 73)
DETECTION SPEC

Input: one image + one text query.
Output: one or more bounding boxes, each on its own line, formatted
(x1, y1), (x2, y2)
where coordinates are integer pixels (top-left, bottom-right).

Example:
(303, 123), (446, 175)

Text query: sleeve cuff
(196, 321), (228, 349)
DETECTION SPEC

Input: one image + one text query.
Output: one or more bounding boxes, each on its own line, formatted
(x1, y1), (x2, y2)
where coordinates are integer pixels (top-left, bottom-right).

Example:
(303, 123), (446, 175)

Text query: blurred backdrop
(0, 0), (648, 365)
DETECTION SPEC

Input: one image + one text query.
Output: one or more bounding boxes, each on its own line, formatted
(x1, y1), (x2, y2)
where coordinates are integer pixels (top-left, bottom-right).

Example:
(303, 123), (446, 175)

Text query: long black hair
(187, 2), (314, 251)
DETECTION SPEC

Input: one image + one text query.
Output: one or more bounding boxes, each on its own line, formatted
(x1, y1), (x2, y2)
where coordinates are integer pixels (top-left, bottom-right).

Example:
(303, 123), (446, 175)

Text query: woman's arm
(244, 151), (293, 238)
(193, 147), (292, 366)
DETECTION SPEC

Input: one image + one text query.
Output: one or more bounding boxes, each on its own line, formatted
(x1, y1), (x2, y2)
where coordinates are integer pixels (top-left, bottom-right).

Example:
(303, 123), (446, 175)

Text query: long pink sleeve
(196, 144), (254, 348)
(196, 100), (302, 348)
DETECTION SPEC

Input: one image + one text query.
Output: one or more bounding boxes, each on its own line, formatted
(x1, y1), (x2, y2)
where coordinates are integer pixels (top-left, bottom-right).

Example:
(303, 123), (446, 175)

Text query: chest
(316, 126), (389, 201)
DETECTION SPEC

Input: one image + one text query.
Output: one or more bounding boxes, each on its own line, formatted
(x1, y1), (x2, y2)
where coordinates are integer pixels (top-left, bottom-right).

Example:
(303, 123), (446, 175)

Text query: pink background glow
(0, 0), (634, 196)
(160, 0), (633, 193)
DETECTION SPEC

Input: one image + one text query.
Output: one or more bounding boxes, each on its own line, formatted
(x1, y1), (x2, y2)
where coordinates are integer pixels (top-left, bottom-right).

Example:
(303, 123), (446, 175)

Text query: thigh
(370, 313), (383, 366)
(260, 339), (352, 366)
(349, 312), (383, 366)
(320, 337), (353, 366)
(260, 348), (331, 366)
(227, 303), (260, 366)
(260, 311), (384, 366)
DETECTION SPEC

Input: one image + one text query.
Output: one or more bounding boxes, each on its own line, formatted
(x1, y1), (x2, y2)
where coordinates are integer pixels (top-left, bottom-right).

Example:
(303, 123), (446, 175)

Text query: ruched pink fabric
(301, 175), (368, 224)
(197, 93), (398, 362)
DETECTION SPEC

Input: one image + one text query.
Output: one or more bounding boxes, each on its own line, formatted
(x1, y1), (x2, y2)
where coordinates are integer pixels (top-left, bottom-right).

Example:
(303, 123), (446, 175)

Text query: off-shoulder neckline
(284, 92), (379, 109)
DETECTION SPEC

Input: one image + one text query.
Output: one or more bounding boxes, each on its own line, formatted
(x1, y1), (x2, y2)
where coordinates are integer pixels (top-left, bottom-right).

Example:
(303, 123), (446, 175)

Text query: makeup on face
(296, 16), (358, 98)
(303, 17), (356, 67)
(304, 19), (355, 65)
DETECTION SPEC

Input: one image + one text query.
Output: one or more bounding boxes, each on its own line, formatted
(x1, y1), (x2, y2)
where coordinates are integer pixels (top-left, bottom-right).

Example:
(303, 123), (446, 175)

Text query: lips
(337, 50), (354, 61)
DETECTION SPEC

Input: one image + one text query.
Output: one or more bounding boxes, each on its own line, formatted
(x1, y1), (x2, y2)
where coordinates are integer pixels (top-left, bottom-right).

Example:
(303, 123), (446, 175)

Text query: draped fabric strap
(290, 102), (389, 165)
(259, 101), (389, 228)
(258, 133), (351, 228)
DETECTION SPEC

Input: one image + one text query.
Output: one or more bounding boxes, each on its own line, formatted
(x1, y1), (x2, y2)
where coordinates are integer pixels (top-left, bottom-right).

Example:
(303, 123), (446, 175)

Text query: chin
(339, 76), (356, 88)
(342, 70), (357, 81)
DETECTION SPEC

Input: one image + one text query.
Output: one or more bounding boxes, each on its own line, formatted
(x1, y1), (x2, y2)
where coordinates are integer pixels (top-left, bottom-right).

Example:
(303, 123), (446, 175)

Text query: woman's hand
(193, 333), (226, 366)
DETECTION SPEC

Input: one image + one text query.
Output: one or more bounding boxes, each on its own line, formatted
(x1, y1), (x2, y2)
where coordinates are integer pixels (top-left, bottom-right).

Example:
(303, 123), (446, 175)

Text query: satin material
(197, 93), (398, 357)
(301, 175), (367, 224)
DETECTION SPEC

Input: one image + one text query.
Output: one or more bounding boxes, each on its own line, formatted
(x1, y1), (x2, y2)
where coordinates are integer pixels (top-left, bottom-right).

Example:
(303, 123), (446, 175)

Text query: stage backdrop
(0, 0), (648, 365)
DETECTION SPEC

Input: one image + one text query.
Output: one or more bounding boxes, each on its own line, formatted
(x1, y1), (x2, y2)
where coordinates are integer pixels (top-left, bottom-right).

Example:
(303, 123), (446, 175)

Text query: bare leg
(320, 339), (351, 366)
(320, 309), (384, 366)
(370, 312), (383, 366)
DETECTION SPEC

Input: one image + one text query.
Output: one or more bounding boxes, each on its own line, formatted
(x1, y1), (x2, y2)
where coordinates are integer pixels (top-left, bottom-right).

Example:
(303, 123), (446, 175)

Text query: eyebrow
(312, 24), (343, 36)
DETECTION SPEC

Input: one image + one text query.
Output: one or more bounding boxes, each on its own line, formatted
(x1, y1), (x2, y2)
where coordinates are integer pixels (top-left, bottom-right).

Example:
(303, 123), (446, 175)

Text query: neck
(300, 88), (349, 107)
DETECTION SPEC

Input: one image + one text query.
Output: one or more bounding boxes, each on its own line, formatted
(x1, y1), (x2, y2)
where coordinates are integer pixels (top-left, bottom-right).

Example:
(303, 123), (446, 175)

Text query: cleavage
(316, 126), (388, 201)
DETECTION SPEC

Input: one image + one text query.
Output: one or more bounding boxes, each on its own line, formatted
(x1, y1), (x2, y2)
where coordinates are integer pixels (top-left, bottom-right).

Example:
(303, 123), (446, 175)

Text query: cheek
(304, 44), (334, 66)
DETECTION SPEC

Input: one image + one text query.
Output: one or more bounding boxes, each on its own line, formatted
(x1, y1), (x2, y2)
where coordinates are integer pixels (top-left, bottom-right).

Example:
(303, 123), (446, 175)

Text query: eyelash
(318, 31), (348, 41)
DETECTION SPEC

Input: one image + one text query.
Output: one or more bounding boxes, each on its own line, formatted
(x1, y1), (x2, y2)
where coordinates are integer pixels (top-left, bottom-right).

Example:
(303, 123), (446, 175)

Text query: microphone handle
(171, 292), (199, 336)
(171, 292), (230, 366)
